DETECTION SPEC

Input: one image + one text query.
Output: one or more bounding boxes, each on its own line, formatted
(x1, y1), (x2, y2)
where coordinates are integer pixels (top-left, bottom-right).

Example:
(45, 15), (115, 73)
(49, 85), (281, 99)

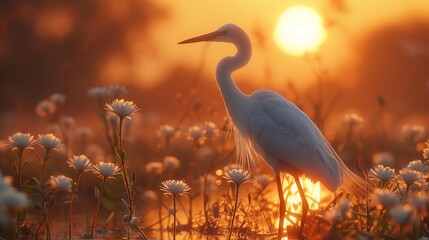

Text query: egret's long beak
(178, 30), (227, 44)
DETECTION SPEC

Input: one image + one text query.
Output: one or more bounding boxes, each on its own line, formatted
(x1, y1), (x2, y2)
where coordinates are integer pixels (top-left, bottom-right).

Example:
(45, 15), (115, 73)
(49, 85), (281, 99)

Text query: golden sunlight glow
(275, 175), (321, 232)
(274, 6), (326, 56)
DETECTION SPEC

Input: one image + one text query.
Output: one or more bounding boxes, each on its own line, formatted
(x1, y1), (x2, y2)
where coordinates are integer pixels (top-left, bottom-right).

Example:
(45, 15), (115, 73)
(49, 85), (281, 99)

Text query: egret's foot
(286, 225), (306, 240)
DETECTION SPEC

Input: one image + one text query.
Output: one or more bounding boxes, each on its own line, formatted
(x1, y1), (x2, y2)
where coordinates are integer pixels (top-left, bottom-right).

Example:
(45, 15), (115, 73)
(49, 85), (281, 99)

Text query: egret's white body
(180, 24), (366, 239)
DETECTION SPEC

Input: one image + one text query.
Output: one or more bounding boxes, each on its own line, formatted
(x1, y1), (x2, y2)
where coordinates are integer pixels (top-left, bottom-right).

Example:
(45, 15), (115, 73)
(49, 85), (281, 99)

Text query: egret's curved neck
(216, 34), (252, 135)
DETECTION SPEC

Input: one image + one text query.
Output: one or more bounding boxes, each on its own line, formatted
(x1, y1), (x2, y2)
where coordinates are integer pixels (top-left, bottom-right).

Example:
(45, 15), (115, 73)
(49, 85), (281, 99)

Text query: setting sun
(274, 6), (326, 56)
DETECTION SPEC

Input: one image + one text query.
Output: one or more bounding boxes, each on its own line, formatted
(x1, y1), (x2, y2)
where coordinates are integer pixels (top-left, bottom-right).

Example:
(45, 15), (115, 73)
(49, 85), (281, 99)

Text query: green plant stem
(118, 118), (124, 155)
(98, 98), (114, 151)
(403, 185), (410, 203)
(137, 226), (149, 240)
(117, 118), (133, 240)
(17, 150), (23, 191)
(68, 173), (82, 240)
(122, 171), (134, 239)
(119, 159), (133, 212)
(159, 191), (164, 240)
(203, 171), (209, 228)
(15, 150), (24, 234)
(118, 118), (132, 208)
(34, 190), (63, 240)
(376, 209), (387, 232)
(173, 195), (177, 240)
(40, 150), (51, 240)
(68, 192), (76, 240)
(227, 184), (240, 240)
(90, 178), (106, 239)
(185, 142), (198, 232)
(48, 191), (63, 225)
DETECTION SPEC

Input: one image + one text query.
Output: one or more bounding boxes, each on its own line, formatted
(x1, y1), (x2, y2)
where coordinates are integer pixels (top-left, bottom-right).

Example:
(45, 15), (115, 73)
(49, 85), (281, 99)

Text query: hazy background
(1, 0), (428, 145)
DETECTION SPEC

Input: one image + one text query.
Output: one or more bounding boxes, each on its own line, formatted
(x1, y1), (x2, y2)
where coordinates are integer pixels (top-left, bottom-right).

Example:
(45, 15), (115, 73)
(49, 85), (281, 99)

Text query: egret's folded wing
(248, 90), (342, 191)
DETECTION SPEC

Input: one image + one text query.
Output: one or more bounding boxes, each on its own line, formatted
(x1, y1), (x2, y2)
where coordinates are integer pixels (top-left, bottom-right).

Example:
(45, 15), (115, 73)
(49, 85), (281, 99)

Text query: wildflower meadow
(0, 85), (428, 239)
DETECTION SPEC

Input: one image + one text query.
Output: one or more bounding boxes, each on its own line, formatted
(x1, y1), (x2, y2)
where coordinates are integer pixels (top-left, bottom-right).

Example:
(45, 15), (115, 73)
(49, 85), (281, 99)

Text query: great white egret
(179, 24), (367, 239)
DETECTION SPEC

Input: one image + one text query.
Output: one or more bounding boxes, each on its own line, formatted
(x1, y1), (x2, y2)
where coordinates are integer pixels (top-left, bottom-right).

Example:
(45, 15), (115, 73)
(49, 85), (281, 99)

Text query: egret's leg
(293, 176), (309, 238)
(275, 172), (285, 240)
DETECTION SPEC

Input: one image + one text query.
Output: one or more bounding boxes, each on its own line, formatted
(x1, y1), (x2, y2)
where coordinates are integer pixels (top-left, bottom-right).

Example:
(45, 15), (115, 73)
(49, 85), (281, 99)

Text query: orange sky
(102, 0), (429, 90)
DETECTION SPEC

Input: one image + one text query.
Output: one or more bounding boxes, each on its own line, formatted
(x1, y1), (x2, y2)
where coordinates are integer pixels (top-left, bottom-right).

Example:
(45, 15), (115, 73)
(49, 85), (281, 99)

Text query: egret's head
(178, 24), (246, 45)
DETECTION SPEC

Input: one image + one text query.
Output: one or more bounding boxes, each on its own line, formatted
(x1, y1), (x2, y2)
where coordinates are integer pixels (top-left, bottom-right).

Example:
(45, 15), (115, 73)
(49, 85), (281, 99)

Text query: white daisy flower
(146, 162), (163, 174)
(411, 194), (428, 212)
(105, 99), (138, 120)
(406, 160), (429, 173)
(88, 86), (110, 98)
(343, 112), (363, 126)
(159, 124), (176, 139)
(368, 165), (395, 182)
(37, 133), (61, 151)
(163, 156), (181, 171)
(50, 175), (72, 192)
(7, 132), (35, 152)
(49, 93), (66, 105)
(93, 162), (120, 179)
(67, 155), (93, 172)
(255, 174), (274, 189)
(372, 188), (400, 210)
(224, 169), (251, 187)
(160, 180), (191, 197)
(0, 173), (27, 208)
(108, 85), (128, 96)
(35, 100), (56, 117)
(324, 198), (350, 224)
(61, 116), (75, 128)
(399, 168), (424, 187)
(402, 124), (425, 139)
(0, 189), (28, 208)
(202, 121), (219, 138)
(187, 125), (206, 141)
(389, 204), (413, 227)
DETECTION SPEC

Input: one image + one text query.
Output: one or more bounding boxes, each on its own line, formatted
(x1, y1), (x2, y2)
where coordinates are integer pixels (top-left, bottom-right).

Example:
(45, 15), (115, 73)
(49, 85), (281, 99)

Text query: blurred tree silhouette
(354, 20), (429, 116)
(0, 0), (167, 112)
